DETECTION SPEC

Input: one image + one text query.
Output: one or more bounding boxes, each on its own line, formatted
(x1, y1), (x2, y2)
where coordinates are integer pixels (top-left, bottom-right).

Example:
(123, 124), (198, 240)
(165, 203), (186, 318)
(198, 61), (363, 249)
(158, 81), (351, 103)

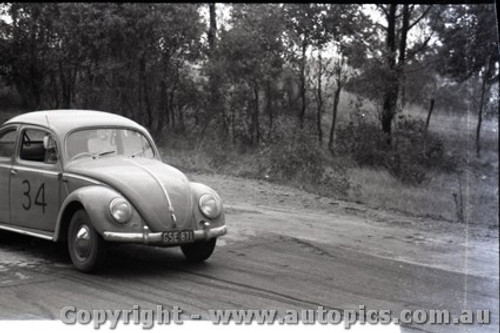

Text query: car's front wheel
(68, 209), (106, 273)
(181, 238), (216, 262)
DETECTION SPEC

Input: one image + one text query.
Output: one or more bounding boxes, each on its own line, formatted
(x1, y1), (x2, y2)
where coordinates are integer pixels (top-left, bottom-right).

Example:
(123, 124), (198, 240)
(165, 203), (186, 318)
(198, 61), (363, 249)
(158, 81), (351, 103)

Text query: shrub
(336, 121), (389, 167)
(264, 129), (325, 184)
(207, 139), (232, 169)
(256, 118), (350, 197)
(336, 117), (457, 184)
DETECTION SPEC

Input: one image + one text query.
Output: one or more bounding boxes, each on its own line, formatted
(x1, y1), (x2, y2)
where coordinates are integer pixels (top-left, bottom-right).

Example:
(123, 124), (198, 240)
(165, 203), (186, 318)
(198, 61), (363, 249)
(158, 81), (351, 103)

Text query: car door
(0, 126), (18, 224)
(10, 126), (61, 232)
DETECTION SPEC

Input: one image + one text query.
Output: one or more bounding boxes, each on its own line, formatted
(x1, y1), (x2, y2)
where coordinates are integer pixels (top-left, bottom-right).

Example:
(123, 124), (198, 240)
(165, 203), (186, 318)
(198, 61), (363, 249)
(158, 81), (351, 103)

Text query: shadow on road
(0, 230), (213, 277)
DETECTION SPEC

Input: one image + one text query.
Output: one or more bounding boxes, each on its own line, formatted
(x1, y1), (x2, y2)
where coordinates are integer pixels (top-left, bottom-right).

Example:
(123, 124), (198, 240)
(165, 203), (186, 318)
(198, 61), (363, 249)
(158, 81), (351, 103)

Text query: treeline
(0, 3), (498, 156)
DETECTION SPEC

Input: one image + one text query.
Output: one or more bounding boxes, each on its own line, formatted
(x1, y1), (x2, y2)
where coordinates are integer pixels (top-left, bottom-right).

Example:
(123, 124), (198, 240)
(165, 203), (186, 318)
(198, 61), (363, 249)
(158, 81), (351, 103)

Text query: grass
(161, 145), (262, 178)
(346, 167), (498, 227)
(344, 103), (498, 227)
(162, 130), (498, 227)
(161, 98), (498, 228)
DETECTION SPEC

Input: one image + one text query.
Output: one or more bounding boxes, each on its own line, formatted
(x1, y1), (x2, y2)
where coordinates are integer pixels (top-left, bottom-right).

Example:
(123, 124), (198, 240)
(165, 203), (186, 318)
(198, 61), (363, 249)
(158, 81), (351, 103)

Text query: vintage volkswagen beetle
(0, 110), (226, 272)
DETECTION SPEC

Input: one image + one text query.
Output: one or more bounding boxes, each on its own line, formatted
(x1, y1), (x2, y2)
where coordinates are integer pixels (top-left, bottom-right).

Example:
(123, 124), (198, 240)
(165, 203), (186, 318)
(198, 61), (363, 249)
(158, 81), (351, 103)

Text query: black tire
(67, 209), (106, 273)
(181, 238), (217, 262)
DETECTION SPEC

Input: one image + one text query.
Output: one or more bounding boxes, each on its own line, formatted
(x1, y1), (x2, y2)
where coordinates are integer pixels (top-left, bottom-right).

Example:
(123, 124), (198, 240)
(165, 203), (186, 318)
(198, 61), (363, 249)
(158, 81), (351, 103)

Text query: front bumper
(102, 225), (227, 244)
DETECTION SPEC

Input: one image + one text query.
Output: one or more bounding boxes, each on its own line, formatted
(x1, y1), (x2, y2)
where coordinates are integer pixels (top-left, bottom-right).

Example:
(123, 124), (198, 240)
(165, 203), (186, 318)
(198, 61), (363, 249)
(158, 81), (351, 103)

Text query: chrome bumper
(102, 225), (227, 244)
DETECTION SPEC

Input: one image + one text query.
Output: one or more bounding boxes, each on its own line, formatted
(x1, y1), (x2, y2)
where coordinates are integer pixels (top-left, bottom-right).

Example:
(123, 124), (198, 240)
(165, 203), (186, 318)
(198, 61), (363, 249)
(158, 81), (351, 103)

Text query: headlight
(109, 198), (133, 224)
(199, 193), (221, 219)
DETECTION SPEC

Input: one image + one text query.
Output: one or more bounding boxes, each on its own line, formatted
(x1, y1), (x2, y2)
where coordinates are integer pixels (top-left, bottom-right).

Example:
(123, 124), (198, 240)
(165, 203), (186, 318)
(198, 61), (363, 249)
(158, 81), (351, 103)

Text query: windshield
(66, 128), (155, 161)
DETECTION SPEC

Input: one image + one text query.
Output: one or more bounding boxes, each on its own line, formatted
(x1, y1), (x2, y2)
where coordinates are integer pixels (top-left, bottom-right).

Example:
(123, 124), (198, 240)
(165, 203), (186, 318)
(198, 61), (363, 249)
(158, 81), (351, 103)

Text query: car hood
(65, 156), (193, 231)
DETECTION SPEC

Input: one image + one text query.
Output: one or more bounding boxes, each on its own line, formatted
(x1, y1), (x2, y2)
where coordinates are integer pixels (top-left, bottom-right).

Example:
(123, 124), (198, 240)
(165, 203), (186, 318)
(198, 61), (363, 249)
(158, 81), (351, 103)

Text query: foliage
(434, 4), (499, 156)
(265, 124), (325, 184)
(216, 3), (286, 144)
(336, 116), (457, 184)
(0, 3), (203, 135)
(0, 3), (497, 196)
(436, 4), (499, 83)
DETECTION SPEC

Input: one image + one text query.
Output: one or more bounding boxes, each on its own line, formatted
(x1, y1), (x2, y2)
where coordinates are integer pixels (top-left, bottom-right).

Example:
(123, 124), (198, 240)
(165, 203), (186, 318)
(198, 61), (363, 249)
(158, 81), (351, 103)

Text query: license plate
(162, 230), (194, 245)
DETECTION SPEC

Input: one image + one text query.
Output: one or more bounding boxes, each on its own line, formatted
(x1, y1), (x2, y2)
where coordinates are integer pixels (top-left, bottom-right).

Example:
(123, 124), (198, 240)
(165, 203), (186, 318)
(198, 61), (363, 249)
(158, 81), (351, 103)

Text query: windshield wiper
(93, 150), (116, 159)
(130, 147), (147, 158)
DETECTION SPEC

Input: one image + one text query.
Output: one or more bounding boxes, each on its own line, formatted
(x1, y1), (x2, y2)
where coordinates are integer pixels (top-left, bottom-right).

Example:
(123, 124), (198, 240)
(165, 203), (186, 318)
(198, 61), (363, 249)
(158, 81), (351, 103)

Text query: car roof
(4, 110), (147, 137)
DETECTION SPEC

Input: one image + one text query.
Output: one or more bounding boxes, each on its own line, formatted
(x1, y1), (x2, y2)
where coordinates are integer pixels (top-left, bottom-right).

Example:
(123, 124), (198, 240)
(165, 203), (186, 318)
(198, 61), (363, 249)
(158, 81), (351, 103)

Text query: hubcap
(74, 225), (92, 258)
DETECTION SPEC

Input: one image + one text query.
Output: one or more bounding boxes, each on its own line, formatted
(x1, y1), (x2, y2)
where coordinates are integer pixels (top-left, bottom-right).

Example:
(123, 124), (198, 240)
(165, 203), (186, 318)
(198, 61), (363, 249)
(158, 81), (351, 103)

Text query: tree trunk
(230, 106), (235, 144)
(398, 5), (410, 67)
(28, 20), (42, 109)
(59, 62), (71, 109)
(208, 3), (217, 53)
(50, 71), (59, 108)
(207, 3), (227, 136)
(398, 5), (410, 113)
(381, 4), (398, 139)
(169, 85), (177, 128)
(178, 105), (185, 132)
(476, 64), (490, 158)
(316, 52), (323, 146)
(253, 85), (261, 145)
(157, 79), (167, 135)
(299, 36), (307, 129)
(328, 82), (342, 152)
(70, 65), (78, 107)
(266, 80), (273, 139)
(425, 98), (435, 131)
(139, 54), (152, 129)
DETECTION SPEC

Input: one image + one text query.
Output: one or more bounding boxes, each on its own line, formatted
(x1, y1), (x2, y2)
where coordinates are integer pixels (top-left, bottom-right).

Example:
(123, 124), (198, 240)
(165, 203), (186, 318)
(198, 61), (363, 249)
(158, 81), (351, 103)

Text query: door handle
(10, 169), (18, 175)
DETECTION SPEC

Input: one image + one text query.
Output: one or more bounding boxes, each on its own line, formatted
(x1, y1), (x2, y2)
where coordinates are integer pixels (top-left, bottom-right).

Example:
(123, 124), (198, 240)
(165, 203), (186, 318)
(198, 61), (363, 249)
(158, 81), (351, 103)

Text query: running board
(0, 223), (54, 241)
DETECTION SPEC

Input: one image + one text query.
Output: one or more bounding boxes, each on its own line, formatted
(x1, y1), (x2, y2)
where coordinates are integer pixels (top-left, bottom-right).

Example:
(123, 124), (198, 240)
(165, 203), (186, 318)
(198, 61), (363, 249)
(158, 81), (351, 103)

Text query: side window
(0, 128), (17, 159)
(20, 129), (58, 164)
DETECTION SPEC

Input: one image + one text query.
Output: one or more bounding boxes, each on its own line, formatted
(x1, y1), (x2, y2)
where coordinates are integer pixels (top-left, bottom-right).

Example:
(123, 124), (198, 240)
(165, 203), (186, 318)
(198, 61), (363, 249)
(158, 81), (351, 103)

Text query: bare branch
(377, 4), (389, 19)
(406, 5), (433, 32)
(405, 7), (441, 62)
(375, 21), (387, 31)
(405, 31), (433, 62)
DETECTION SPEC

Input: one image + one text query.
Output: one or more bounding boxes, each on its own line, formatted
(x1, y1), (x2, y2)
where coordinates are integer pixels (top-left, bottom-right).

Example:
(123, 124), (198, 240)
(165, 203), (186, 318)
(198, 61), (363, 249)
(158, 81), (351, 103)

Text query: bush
(207, 139), (232, 169)
(266, 131), (324, 184)
(336, 121), (389, 167)
(336, 117), (457, 184)
(256, 119), (350, 197)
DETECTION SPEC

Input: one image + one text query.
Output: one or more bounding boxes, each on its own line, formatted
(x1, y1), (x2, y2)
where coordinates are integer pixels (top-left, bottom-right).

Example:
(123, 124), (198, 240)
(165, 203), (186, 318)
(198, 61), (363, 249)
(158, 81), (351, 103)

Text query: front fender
(189, 182), (225, 229)
(53, 185), (144, 241)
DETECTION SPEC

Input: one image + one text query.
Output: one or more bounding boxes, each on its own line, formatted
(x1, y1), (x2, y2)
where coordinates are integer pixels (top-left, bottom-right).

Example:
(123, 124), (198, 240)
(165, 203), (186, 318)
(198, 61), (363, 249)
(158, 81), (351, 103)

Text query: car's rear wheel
(181, 238), (216, 262)
(68, 209), (106, 273)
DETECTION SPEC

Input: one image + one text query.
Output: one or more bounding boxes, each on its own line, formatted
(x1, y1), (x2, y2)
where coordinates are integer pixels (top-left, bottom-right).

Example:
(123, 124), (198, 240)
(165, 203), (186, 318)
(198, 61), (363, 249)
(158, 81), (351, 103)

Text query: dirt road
(0, 173), (498, 332)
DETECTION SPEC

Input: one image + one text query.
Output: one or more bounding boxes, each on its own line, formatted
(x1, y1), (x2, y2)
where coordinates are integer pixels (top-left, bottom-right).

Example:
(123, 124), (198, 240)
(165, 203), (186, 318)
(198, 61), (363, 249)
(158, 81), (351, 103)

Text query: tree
(436, 4), (499, 157)
(283, 4), (331, 129)
(1, 3), (204, 136)
(375, 4), (442, 139)
(219, 4), (285, 145)
(311, 50), (328, 145)
(1, 3), (60, 108)
(204, 3), (227, 138)
(325, 7), (367, 151)
(328, 52), (349, 152)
